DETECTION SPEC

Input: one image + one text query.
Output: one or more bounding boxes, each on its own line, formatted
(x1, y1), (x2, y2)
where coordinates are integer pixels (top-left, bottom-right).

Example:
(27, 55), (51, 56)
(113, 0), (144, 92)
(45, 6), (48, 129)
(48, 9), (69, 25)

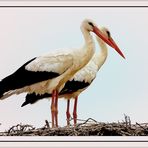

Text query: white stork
(0, 19), (117, 128)
(22, 27), (125, 126)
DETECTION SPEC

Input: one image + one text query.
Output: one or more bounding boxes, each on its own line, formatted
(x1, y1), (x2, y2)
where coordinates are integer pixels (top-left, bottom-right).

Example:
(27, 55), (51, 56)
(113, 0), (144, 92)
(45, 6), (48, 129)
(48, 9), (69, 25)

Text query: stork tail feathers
(21, 93), (52, 107)
(0, 75), (14, 99)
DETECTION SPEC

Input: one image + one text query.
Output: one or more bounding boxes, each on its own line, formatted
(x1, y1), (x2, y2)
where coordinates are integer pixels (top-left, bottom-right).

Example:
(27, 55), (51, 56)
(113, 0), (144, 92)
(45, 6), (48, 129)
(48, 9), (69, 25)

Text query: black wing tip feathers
(21, 101), (28, 107)
(0, 57), (60, 99)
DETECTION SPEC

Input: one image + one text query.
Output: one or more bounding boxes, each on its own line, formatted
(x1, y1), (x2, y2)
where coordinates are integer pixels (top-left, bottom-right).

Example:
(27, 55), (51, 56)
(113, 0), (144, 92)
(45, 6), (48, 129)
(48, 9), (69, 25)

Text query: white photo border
(0, 0), (148, 147)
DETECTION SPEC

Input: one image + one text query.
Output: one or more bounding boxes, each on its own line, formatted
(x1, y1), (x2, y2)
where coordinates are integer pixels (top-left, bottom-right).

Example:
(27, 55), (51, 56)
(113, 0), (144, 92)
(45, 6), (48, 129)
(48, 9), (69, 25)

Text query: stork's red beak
(93, 26), (125, 59)
(108, 37), (125, 59)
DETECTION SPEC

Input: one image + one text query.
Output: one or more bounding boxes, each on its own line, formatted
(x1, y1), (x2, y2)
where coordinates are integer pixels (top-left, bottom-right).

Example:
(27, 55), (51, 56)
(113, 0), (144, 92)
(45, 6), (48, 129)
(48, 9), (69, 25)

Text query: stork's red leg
(54, 90), (59, 127)
(66, 99), (70, 126)
(73, 96), (78, 126)
(51, 90), (56, 128)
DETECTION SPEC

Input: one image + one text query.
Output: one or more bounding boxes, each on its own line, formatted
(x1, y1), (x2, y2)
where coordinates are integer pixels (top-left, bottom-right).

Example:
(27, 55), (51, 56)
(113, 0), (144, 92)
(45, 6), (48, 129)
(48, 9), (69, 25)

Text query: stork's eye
(88, 22), (94, 27)
(106, 30), (111, 38)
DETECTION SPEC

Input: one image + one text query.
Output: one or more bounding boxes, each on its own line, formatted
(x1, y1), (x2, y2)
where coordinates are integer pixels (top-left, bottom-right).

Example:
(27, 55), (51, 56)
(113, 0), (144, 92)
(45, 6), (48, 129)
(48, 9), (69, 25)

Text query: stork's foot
(66, 99), (71, 127)
(73, 112), (77, 127)
(51, 108), (55, 128)
(55, 109), (59, 127)
(66, 111), (71, 126)
(51, 90), (59, 128)
(73, 96), (78, 127)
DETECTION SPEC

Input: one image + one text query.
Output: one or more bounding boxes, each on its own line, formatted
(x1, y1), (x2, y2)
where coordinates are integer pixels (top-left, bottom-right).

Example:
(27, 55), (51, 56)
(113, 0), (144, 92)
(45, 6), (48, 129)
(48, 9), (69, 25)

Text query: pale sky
(0, 7), (148, 131)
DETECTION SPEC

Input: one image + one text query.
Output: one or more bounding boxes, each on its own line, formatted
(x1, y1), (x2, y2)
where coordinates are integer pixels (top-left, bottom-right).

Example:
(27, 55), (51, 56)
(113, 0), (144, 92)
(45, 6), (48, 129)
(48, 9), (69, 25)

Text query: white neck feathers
(75, 27), (95, 70)
(93, 36), (108, 71)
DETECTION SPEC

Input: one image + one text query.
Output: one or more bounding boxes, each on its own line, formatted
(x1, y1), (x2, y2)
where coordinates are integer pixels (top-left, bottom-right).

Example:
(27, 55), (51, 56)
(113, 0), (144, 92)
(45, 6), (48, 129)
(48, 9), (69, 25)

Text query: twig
(136, 122), (148, 131)
(123, 114), (131, 128)
(76, 118), (98, 127)
(45, 120), (50, 128)
(7, 124), (35, 135)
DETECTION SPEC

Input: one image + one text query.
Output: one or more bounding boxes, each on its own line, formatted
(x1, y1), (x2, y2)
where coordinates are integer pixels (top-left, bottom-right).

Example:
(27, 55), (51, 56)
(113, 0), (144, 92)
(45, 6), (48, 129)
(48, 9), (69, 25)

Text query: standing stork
(22, 27), (125, 126)
(0, 19), (117, 128)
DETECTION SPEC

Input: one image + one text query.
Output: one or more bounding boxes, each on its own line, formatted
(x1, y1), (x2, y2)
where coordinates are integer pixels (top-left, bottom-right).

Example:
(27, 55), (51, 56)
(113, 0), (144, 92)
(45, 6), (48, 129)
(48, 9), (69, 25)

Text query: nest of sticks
(0, 115), (148, 136)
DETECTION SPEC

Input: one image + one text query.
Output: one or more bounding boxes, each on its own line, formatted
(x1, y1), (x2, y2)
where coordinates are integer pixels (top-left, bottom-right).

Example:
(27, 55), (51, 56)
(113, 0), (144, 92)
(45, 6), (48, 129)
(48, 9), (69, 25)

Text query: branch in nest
(45, 120), (50, 128)
(7, 124), (35, 135)
(76, 118), (98, 127)
(123, 114), (131, 129)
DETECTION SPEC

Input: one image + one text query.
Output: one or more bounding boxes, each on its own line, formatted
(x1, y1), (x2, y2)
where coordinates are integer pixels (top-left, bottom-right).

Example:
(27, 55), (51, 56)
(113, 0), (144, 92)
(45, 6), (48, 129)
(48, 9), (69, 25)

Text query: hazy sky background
(0, 7), (148, 131)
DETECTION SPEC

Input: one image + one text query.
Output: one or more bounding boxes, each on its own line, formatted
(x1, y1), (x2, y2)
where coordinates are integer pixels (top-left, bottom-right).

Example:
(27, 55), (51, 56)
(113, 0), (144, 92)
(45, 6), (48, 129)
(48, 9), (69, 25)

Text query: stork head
(81, 19), (125, 59)
(81, 19), (97, 32)
(100, 27), (111, 39)
(98, 27), (125, 59)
